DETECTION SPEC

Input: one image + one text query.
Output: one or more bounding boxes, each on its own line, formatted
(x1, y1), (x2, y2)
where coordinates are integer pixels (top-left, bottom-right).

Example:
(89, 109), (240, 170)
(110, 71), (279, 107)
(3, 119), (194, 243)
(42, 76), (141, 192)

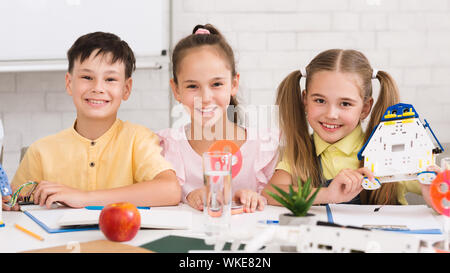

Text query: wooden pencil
(14, 223), (44, 241)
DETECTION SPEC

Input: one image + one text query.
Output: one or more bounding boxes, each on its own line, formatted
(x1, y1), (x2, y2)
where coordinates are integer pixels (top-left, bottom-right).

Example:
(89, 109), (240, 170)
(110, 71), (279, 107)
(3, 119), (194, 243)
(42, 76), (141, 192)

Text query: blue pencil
(84, 206), (150, 210)
(258, 220), (279, 224)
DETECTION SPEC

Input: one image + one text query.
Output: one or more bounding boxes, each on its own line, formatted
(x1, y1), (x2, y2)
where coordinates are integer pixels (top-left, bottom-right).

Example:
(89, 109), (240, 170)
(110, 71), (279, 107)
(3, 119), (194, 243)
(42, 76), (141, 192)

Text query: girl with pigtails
(262, 49), (437, 206)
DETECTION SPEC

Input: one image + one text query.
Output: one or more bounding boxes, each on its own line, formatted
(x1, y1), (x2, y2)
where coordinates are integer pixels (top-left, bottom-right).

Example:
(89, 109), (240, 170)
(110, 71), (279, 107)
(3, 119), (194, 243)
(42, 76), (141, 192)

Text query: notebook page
(57, 208), (193, 230)
(139, 209), (192, 229)
(329, 204), (442, 231)
(57, 209), (100, 226)
(25, 208), (83, 230)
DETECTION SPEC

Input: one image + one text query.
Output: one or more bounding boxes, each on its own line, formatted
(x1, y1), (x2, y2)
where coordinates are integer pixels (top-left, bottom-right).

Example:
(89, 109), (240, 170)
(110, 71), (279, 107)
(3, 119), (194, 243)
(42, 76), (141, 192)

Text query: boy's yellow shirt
(11, 119), (174, 191)
(276, 125), (421, 204)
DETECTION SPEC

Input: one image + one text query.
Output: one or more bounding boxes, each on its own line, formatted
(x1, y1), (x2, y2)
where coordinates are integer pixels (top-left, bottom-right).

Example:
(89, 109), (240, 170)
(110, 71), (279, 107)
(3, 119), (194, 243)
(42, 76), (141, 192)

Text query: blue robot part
(424, 119), (444, 154)
(360, 103), (444, 159)
(380, 103), (419, 122)
(0, 164), (12, 197)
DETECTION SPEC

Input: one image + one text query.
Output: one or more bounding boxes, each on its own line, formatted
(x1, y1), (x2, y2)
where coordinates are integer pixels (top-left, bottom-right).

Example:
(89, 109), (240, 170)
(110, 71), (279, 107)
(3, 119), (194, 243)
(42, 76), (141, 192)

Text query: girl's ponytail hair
(276, 70), (322, 187)
(360, 70), (400, 205)
(364, 70), (400, 143)
(171, 24), (239, 123)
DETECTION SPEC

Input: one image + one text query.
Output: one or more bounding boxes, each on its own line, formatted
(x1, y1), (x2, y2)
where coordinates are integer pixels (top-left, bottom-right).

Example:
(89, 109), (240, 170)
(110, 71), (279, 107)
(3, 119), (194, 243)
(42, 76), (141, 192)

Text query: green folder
(140, 235), (245, 253)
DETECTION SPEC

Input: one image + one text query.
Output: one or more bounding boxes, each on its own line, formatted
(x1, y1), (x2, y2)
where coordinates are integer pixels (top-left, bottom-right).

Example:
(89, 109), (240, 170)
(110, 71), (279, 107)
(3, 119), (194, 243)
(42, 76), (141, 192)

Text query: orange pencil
(14, 224), (44, 241)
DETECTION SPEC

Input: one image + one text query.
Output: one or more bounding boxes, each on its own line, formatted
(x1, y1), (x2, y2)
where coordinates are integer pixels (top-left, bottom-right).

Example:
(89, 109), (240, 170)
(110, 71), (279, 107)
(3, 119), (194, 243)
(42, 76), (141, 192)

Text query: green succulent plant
(265, 177), (321, 217)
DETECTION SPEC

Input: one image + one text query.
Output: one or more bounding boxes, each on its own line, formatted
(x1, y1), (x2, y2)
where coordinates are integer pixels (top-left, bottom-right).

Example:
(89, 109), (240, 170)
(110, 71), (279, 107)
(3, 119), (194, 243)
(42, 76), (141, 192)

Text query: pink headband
(195, 28), (210, 35)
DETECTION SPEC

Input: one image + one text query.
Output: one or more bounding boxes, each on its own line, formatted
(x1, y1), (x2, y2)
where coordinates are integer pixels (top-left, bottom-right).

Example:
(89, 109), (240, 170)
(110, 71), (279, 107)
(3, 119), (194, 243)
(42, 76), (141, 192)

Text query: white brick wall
(171, 0), (450, 146)
(1, 0), (450, 179)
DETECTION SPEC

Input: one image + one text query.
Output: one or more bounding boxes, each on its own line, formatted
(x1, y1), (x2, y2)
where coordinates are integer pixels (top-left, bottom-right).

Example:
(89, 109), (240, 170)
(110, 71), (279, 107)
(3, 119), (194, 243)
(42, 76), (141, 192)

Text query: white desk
(0, 204), (445, 253)
(0, 204), (294, 253)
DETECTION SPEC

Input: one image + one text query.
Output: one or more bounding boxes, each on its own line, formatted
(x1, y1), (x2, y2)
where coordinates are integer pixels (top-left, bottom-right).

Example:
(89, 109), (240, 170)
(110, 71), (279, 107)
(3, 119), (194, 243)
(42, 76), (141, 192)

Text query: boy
(2, 32), (180, 210)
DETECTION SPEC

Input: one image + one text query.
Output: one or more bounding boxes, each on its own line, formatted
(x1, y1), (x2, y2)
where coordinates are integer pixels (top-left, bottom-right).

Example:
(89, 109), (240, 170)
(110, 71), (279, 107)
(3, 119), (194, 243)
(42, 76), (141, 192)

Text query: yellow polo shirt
(11, 119), (174, 191)
(276, 125), (421, 204)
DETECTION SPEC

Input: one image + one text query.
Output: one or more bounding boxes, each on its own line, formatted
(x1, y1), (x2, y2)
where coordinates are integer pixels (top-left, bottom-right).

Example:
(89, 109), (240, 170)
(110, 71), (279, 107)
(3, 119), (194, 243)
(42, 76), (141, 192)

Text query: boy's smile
(84, 97), (111, 110)
(85, 98), (110, 106)
(65, 50), (132, 123)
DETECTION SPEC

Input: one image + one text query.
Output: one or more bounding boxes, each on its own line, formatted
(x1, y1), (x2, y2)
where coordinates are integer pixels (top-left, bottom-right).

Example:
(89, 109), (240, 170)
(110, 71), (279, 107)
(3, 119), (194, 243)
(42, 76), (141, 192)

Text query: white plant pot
(278, 213), (317, 252)
(279, 213), (316, 226)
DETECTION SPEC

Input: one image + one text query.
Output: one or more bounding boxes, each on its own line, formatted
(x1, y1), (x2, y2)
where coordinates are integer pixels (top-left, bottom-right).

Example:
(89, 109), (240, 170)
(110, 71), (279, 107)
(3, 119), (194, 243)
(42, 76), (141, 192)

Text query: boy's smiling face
(65, 50), (132, 122)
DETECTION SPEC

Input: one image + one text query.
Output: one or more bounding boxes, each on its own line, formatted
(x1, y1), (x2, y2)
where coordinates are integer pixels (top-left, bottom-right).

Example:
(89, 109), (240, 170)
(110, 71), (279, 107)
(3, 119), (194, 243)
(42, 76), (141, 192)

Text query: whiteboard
(0, 0), (165, 61)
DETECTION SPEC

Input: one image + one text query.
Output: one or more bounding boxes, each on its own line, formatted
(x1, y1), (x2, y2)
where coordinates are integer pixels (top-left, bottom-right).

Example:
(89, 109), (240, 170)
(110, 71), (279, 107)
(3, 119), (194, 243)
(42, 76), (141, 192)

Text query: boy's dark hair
(67, 31), (136, 78)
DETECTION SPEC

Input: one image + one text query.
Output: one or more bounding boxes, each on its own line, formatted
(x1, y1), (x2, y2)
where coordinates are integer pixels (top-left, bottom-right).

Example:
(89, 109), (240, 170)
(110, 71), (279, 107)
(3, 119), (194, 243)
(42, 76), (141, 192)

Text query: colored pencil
(14, 223), (44, 241)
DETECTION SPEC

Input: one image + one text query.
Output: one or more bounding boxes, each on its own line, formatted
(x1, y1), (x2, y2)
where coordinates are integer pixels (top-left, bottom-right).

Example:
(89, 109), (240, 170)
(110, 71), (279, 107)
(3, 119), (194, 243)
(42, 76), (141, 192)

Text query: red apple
(99, 202), (141, 242)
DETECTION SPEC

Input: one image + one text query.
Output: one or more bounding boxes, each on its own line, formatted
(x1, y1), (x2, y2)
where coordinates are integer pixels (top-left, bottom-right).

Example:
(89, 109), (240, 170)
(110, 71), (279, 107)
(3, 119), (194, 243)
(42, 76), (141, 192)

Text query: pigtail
(227, 96), (240, 124)
(276, 70), (322, 187)
(360, 70), (401, 205)
(364, 70), (400, 145)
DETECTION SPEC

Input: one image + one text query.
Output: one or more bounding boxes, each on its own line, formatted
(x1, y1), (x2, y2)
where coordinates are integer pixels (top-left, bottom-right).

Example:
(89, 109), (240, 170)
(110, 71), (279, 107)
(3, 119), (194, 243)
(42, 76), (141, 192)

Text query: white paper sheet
(329, 204), (442, 231)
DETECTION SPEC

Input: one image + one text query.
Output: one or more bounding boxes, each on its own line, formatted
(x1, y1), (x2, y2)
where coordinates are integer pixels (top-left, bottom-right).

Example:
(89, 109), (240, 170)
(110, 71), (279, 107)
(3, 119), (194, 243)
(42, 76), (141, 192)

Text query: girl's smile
(304, 71), (371, 144)
(194, 105), (219, 117)
(319, 122), (343, 132)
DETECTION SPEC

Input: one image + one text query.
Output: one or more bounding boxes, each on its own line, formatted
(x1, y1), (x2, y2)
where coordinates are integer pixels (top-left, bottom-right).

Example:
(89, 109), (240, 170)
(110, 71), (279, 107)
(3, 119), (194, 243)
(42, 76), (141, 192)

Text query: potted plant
(265, 177), (321, 252)
(265, 177), (321, 226)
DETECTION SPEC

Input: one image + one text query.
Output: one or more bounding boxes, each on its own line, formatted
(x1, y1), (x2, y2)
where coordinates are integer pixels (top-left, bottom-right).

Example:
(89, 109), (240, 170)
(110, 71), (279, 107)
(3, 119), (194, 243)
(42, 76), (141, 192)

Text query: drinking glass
(202, 151), (232, 237)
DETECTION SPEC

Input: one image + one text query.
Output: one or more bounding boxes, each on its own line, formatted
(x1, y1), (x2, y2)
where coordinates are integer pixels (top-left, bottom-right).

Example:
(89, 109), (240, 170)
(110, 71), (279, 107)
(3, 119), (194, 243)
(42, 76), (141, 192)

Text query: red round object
(430, 170), (450, 217)
(99, 202), (141, 242)
(208, 140), (243, 178)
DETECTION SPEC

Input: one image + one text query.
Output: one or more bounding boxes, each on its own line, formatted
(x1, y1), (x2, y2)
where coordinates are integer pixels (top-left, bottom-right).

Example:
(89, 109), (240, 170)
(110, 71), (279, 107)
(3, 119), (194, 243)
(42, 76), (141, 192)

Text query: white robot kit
(358, 103), (444, 190)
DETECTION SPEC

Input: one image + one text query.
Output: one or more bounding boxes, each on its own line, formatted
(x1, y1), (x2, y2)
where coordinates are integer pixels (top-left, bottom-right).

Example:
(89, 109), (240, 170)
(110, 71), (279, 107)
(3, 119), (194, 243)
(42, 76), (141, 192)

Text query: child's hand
(419, 183), (434, 209)
(326, 168), (372, 204)
(33, 181), (88, 209)
(420, 165), (442, 210)
(234, 189), (266, 213)
(186, 188), (205, 211)
(2, 195), (20, 211)
(426, 165), (441, 174)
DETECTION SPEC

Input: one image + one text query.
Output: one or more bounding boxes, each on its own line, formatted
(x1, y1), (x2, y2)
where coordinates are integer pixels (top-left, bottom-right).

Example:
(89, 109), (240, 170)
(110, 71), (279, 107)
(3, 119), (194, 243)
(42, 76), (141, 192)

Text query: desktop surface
(0, 203), (445, 253)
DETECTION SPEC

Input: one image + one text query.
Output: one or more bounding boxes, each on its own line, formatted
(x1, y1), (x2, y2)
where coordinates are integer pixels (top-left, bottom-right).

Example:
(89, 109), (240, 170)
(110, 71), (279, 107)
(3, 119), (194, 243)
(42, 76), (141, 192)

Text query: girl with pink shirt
(157, 24), (279, 213)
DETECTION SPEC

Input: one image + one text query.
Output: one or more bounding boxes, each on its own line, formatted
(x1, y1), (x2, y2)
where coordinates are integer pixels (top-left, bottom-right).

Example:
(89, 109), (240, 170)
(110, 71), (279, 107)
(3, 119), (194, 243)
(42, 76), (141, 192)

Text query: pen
(317, 221), (370, 231)
(258, 220), (279, 224)
(84, 206), (150, 210)
(14, 224), (44, 241)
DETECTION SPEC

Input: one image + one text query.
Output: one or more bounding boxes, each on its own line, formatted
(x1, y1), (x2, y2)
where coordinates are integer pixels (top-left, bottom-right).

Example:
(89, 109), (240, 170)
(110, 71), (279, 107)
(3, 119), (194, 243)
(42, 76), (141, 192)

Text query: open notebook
(58, 208), (192, 229)
(23, 206), (192, 233)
